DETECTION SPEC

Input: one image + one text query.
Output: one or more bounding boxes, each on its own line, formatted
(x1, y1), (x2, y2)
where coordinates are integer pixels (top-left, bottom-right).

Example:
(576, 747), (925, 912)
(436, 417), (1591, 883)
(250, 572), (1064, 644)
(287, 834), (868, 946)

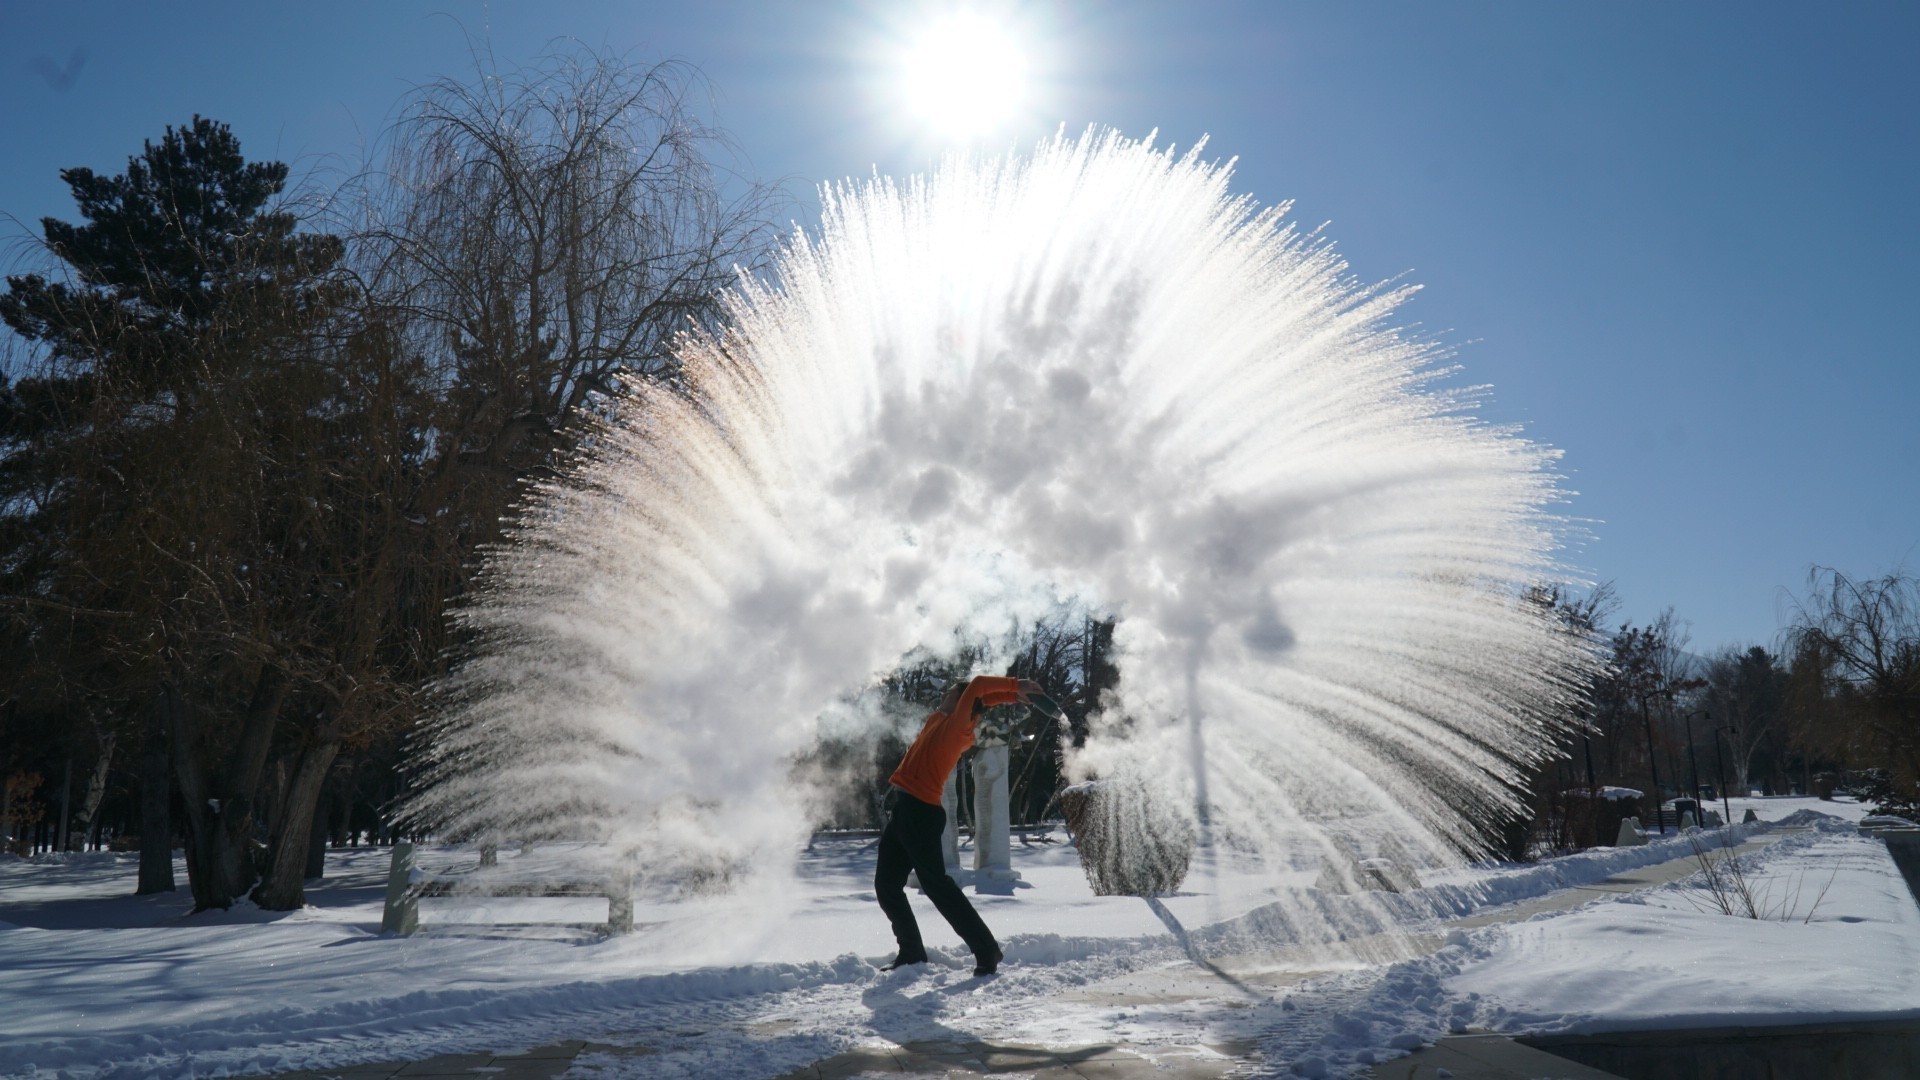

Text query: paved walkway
(771, 1037), (1252, 1078)
(232, 1041), (641, 1079)
(238, 833), (1787, 1080)
(236, 1037), (1248, 1079)
(237, 1032), (1631, 1080)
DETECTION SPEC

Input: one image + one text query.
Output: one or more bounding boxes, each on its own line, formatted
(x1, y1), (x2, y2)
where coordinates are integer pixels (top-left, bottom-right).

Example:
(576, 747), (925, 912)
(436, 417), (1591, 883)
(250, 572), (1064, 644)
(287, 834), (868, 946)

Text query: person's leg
(873, 800), (927, 965)
(893, 795), (1000, 968)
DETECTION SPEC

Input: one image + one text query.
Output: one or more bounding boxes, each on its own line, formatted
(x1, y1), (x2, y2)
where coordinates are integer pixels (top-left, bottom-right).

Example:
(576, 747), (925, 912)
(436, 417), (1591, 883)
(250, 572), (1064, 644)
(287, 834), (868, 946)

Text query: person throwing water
(875, 674), (1061, 976)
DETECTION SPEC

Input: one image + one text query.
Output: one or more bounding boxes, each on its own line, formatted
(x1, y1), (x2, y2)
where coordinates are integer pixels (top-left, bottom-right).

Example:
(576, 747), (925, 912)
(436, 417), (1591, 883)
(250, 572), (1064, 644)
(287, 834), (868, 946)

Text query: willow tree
(1789, 568), (1920, 792)
(359, 47), (782, 613)
(316, 49), (785, 845)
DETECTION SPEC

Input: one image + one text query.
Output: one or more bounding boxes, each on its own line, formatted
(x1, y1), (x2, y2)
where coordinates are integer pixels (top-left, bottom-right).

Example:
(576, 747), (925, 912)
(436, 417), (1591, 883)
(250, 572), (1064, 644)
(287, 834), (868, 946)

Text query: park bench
(379, 842), (634, 935)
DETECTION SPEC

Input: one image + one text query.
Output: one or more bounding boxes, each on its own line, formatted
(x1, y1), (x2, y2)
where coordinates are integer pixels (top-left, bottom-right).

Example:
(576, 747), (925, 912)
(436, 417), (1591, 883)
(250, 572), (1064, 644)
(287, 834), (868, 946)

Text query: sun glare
(898, 10), (1029, 140)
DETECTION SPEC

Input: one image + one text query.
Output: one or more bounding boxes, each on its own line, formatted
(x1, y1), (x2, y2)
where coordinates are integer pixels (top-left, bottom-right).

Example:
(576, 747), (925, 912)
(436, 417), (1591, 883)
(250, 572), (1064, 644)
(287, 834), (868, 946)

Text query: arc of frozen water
(402, 129), (1600, 950)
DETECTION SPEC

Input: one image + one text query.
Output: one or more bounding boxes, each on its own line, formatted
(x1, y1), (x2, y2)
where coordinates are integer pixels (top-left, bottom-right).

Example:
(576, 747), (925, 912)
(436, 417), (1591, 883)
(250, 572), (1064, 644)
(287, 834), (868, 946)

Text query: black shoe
(973, 944), (1003, 977)
(883, 953), (927, 971)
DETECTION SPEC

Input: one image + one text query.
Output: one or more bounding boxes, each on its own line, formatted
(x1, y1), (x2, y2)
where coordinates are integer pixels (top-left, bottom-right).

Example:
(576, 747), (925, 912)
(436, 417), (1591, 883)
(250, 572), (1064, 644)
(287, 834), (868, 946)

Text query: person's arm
(931, 680), (964, 719)
(966, 675), (1029, 709)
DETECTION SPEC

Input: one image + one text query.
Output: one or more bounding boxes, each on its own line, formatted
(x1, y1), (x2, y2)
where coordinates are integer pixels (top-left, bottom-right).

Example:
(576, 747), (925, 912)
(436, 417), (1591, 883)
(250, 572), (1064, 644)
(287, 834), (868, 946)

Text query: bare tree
(359, 47), (782, 573)
(342, 47), (783, 848)
(1787, 568), (1920, 791)
(1595, 610), (1704, 826)
(1513, 582), (1617, 851)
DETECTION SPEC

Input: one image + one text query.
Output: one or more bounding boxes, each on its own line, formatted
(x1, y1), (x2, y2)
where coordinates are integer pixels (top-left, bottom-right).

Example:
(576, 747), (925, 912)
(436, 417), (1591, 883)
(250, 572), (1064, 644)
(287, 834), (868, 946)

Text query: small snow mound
(1388, 1032), (1424, 1050)
(1775, 809), (1853, 831)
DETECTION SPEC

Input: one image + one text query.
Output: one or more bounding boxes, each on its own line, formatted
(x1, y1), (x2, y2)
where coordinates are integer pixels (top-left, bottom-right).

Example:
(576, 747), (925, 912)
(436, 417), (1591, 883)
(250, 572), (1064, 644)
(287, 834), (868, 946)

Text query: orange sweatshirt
(888, 675), (1024, 805)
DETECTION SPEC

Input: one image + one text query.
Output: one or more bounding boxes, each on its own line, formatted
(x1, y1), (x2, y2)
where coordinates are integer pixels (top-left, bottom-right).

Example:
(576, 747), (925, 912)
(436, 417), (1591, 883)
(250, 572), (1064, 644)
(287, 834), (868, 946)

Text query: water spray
(402, 128), (1599, 954)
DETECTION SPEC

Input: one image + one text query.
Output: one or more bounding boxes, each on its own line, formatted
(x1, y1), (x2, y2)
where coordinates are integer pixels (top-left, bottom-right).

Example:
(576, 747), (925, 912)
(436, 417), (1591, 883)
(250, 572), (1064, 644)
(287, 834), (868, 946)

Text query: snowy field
(3, 795), (1916, 1079)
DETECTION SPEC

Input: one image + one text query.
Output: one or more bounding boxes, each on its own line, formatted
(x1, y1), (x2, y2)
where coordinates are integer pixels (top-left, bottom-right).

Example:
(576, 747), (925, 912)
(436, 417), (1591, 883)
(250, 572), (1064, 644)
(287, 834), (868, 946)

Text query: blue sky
(3, 1), (1914, 655)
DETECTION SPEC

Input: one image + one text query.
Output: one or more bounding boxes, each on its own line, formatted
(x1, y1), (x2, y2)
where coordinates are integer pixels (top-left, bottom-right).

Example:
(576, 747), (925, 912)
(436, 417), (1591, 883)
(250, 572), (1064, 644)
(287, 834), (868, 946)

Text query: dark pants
(874, 788), (998, 960)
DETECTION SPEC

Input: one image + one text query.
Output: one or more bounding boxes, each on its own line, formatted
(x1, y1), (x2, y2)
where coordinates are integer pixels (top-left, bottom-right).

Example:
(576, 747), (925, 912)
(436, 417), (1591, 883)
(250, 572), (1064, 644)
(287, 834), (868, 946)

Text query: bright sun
(898, 10), (1030, 140)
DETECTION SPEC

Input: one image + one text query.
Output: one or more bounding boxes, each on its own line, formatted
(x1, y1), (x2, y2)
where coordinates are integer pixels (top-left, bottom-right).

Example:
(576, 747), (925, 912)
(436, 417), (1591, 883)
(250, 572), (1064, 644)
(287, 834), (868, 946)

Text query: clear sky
(3, 1), (1915, 656)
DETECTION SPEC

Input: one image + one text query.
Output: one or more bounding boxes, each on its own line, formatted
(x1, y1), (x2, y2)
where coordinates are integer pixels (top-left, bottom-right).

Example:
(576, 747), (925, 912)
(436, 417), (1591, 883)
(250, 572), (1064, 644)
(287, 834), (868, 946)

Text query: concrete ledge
(1522, 1018), (1920, 1080)
(1877, 829), (1920, 908)
(1368, 1034), (1626, 1079)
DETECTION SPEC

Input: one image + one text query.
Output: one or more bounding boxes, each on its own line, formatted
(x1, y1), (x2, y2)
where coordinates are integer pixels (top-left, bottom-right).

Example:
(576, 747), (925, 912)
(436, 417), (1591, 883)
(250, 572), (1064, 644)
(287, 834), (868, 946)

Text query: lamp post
(1582, 732), (1602, 848)
(1639, 691), (1665, 834)
(1715, 725), (1738, 825)
(1680, 709), (1710, 826)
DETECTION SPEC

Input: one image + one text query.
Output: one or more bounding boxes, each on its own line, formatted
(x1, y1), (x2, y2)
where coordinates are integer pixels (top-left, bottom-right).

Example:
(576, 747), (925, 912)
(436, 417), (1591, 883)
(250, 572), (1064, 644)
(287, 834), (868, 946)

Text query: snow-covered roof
(1564, 785), (1643, 800)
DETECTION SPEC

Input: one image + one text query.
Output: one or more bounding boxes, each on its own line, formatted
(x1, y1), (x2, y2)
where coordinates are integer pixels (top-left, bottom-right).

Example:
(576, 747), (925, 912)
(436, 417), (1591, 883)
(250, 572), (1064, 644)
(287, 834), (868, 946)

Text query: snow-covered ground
(2, 795), (1912, 1079)
(1447, 793), (1920, 1026)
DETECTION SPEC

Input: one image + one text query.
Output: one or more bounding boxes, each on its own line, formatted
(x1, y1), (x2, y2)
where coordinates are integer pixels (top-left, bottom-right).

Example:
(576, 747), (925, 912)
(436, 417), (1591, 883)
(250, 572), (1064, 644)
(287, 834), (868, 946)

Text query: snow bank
(1446, 829), (1920, 1035)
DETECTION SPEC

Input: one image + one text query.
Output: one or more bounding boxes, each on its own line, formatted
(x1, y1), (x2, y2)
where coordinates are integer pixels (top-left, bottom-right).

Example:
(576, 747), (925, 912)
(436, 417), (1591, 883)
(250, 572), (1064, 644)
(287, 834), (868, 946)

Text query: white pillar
(940, 765), (962, 873)
(380, 841), (419, 935)
(971, 742), (1022, 894)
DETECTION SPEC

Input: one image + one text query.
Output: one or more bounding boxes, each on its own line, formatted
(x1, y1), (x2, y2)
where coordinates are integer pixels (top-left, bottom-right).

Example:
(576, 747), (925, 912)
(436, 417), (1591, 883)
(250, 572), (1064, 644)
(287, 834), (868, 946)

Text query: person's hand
(1016, 678), (1044, 699)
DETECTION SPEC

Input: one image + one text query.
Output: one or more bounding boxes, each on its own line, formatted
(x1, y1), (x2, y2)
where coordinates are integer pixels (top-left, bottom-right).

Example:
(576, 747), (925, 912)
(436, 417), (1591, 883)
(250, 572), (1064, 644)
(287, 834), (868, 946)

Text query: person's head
(937, 680), (964, 714)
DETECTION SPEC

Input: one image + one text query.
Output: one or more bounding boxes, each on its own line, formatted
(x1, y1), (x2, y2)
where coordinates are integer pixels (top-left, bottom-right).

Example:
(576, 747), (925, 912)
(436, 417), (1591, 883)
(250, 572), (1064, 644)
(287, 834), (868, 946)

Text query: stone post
(381, 840), (419, 935)
(971, 742), (1021, 894)
(940, 765), (961, 873)
(607, 865), (634, 934)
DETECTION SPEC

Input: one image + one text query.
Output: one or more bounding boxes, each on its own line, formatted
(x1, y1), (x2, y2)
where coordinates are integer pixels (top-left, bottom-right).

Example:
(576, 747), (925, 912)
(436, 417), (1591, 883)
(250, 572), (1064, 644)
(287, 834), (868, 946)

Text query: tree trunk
(171, 685), (241, 910)
(177, 789), (258, 912)
(260, 758), (287, 854)
(305, 766), (338, 880)
(253, 731), (340, 910)
(136, 705), (176, 894)
(170, 675), (284, 911)
(304, 806), (328, 881)
(55, 756), (72, 852)
(68, 731), (118, 852)
(332, 785), (351, 848)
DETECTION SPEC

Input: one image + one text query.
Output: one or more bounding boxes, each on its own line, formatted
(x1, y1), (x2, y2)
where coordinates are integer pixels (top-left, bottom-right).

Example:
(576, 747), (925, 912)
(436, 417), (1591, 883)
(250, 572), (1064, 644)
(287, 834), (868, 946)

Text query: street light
(1639, 690), (1665, 834)
(1680, 709), (1710, 824)
(1714, 725), (1739, 825)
